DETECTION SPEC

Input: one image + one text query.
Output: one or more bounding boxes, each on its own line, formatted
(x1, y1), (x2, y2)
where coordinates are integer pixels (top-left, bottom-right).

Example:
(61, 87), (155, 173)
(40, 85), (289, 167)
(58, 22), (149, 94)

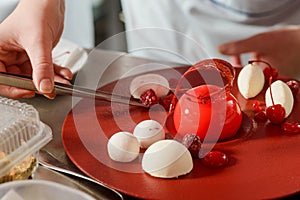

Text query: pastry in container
(0, 97), (52, 183)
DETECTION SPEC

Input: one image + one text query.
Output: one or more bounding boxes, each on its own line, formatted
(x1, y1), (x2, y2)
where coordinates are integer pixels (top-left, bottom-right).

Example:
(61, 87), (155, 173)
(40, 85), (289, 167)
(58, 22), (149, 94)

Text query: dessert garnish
(140, 89), (159, 106)
(281, 122), (300, 134)
(237, 62), (265, 99)
(181, 134), (201, 158)
(129, 73), (170, 99)
(107, 131), (140, 162)
(265, 79), (293, 120)
(133, 120), (165, 148)
(159, 92), (177, 111)
(247, 60), (299, 129)
(201, 150), (229, 168)
(142, 140), (193, 178)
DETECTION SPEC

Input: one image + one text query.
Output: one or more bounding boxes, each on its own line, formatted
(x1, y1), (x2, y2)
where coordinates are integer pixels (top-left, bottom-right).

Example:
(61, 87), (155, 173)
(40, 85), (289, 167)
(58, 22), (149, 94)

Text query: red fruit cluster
(140, 89), (159, 106)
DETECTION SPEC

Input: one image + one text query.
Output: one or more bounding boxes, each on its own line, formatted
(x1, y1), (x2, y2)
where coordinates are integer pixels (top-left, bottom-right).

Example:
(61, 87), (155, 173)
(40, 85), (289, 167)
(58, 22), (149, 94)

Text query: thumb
(25, 39), (54, 94)
(218, 34), (265, 55)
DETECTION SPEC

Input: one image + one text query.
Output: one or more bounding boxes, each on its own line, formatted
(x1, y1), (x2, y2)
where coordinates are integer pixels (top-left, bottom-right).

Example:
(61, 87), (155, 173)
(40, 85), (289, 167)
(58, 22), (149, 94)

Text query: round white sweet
(107, 131), (140, 162)
(265, 80), (294, 117)
(129, 73), (170, 99)
(237, 63), (265, 99)
(142, 140), (193, 178)
(133, 120), (165, 148)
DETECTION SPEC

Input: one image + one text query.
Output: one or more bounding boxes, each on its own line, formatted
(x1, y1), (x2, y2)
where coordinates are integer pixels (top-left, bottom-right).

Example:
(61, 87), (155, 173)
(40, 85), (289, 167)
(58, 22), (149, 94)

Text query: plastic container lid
(0, 180), (96, 200)
(0, 97), (52, 179)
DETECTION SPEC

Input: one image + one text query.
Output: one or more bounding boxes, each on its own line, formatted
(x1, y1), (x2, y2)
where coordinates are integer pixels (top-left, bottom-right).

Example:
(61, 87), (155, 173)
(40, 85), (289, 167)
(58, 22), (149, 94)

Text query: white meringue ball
(107, 132), (140, 162)
(133, 120), (165, 148)
(142, 140), (193, 178)
(237, 63), (265, 99)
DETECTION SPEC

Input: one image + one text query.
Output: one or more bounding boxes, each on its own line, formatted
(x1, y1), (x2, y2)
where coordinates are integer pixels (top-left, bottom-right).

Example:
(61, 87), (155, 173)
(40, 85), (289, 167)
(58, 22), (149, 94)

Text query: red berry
(281, 122), (300, 134)
(201, 150), (229, 168)
(181, 134), (201, 158)
(266, 104), (285, 124)
(159, 92), (178, 111)
(252, 100), (263, 113)
(286, 80), (299, 97)
(140, 89), (158, 106)
(254, 111), (267, 122)
(263, 67), (278, 82)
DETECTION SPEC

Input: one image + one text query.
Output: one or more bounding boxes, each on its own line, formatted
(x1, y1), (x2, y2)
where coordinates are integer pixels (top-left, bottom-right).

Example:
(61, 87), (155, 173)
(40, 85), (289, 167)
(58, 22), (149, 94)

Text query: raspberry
(181, 134), (201, 158)
(140, 89), (158, 106)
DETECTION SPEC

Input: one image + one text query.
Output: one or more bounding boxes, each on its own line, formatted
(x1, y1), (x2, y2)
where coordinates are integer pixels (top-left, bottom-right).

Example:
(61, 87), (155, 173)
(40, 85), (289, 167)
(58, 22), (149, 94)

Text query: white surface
(52, 39), (88, 74)
(0, 180), (95, 200)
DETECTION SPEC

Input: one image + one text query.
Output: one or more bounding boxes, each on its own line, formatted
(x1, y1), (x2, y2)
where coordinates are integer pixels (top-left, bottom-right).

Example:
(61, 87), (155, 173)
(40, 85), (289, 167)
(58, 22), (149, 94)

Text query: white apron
(121, 0), (300, 65)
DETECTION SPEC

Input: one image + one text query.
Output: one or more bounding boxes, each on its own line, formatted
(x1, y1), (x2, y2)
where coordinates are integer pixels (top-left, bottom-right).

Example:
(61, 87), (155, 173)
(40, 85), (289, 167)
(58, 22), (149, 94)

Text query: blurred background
(63, 0), (126, 50)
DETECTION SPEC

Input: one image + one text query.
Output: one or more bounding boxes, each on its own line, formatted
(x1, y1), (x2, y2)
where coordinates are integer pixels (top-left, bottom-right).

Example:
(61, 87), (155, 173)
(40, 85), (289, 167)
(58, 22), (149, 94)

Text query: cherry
(254, 111), (268, 122)
(263, 66), (278, 82)
(281, 122), (300, 134)
(286, 80), (299, 97)
(252, 100), (263, 113)
(266, 104), (285, 124)
(140, 89), (158, 106)
(181, 134), (201, 158)
(159, 92), (178, 111)
(201, 150), (229, 168)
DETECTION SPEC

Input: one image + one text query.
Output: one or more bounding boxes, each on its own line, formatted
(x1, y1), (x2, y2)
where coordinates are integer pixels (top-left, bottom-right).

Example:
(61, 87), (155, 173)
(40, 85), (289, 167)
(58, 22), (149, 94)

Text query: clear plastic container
(0, 97), (52, 183)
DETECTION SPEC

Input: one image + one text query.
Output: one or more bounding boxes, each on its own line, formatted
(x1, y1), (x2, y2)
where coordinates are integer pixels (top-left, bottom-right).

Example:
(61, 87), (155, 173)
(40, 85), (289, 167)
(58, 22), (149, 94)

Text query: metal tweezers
(0, 72), (146, 107)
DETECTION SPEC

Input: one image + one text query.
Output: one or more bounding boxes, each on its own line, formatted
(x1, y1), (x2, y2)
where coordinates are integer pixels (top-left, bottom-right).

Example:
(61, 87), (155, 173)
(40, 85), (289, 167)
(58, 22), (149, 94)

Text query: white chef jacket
(0, 0), (95, 48)
(121, 0), (300, 65)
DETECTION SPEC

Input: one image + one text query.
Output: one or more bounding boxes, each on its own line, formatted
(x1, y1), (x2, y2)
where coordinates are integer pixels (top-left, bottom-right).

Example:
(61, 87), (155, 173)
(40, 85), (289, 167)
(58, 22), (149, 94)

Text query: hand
(0, 0), (72, 99)
(219, 26), (300, 79)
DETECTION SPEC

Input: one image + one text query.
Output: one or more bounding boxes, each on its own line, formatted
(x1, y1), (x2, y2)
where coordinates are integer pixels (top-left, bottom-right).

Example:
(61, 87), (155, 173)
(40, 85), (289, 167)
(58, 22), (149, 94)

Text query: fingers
(230, 55), (242, 67)
(0, 85), (35, 99)
(25, 38), (54, 94)
(54, 64), (73, 80)
(219, 34), (266, 56)
(0, 62), (34, 98)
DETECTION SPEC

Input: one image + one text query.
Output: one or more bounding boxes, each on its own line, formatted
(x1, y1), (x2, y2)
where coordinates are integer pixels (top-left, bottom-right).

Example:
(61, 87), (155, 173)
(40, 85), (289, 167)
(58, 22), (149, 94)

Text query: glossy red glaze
(173, 85), (242, 141)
